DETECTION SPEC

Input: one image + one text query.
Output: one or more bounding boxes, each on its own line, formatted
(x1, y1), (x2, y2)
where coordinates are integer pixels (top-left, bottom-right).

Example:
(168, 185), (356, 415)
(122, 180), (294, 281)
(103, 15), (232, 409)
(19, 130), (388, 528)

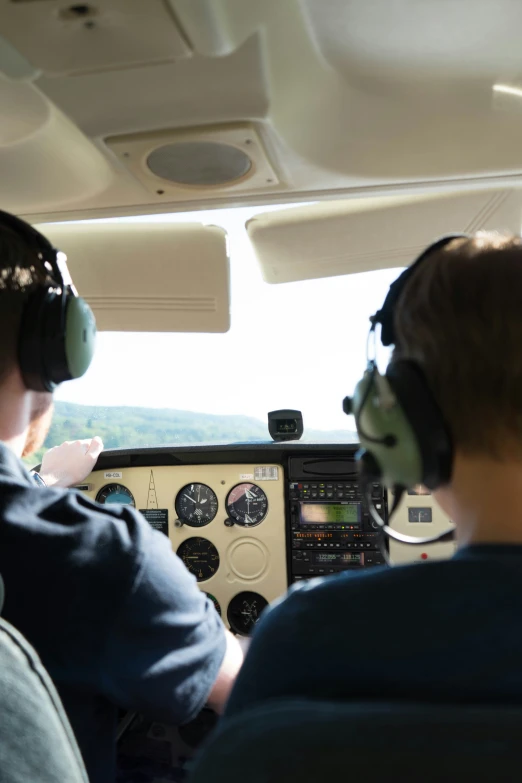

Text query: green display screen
(300, 503), (361, 525)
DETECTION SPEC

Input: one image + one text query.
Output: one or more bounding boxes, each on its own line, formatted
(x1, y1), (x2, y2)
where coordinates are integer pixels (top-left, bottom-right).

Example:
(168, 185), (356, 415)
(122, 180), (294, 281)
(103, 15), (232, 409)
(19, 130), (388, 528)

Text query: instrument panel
(82, 463), (287, 635)
(80, 447), (456, 636)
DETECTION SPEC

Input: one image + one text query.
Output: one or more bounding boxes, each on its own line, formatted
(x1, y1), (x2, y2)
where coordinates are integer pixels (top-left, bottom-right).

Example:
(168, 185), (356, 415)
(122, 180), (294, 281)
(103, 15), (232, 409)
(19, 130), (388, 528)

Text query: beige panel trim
(84, 463), (288, 626)
(387, 489), (456, 566)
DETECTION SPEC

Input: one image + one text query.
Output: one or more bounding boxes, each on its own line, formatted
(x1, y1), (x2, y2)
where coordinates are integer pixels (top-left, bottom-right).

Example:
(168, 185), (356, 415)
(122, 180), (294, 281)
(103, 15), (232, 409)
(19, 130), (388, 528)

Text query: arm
(38, 437), (104, 488)
(207, 630), (245, 713)
(100, 515), (244, 724)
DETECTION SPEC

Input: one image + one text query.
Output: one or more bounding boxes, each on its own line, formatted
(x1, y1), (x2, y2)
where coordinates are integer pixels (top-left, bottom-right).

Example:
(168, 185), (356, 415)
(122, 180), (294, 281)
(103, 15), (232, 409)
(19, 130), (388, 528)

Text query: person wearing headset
(224, 232), (522, 717)
(0, 212), (244, 783)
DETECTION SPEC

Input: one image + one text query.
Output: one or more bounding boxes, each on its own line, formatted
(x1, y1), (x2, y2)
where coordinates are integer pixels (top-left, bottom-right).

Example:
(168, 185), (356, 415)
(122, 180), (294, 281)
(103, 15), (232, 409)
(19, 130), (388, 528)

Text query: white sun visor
(247, 189), (522, 284)
(37, 221), (230, 333)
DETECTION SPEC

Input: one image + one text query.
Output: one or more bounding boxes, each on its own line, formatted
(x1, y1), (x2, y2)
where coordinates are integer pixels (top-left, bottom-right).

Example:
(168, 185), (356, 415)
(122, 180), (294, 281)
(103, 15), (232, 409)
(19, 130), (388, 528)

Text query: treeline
(29, 401), (357, 464)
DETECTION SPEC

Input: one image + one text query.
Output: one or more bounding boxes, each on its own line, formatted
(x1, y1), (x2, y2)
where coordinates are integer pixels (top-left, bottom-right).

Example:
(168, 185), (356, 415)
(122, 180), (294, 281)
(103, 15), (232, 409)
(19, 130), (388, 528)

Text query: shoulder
(0, 481), (159, 586)
(258, 560), (458, 633)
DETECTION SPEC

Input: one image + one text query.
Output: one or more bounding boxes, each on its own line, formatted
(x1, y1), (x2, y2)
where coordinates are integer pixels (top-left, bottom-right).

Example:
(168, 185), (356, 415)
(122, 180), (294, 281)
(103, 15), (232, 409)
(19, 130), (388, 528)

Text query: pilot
(0, 212), (244, 783)
(224, 233), (522, 716)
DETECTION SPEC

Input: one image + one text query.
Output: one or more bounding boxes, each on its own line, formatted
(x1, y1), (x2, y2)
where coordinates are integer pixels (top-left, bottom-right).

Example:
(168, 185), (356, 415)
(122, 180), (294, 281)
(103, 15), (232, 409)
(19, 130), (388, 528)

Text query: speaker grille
(146, 142), (252, 186)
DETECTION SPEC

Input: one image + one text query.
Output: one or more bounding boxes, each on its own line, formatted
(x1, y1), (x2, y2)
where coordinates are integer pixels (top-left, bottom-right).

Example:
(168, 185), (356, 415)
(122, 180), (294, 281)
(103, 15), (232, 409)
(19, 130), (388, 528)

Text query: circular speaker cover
(146, 142), (252, 187)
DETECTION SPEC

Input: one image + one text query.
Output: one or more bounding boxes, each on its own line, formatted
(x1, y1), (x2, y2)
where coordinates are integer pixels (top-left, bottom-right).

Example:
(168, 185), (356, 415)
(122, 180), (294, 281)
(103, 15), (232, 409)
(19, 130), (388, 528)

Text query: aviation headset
(0, 210), (96, 392)
(344, 235), (469, 545)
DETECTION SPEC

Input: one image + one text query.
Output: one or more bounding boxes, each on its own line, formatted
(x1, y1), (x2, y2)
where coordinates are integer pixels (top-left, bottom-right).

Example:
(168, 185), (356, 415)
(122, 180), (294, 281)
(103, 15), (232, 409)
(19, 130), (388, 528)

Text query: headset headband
(0, 210), (64, 289)
(371, 234), (469, 347)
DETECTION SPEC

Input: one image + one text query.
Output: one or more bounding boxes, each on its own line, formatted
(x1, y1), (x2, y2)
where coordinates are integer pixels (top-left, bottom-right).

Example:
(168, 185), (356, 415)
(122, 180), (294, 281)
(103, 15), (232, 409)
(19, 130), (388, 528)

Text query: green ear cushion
(64, 297), (96, 380)
(353, 371), (423, 488)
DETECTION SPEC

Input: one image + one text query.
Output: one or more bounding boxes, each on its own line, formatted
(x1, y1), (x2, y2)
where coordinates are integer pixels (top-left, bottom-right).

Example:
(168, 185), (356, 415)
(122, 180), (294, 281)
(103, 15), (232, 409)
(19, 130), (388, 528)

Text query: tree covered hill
(30, 401), (357, 463)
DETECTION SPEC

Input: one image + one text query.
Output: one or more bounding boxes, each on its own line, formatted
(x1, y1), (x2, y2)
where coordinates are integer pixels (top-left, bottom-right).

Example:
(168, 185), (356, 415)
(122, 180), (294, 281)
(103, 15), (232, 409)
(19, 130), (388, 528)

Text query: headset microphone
(343, 236), (467, 548)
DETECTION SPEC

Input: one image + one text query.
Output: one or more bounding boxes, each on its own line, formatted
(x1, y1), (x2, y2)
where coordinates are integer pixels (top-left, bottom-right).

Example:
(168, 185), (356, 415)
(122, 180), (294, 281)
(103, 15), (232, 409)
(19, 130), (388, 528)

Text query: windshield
(40, 205), (401, 459)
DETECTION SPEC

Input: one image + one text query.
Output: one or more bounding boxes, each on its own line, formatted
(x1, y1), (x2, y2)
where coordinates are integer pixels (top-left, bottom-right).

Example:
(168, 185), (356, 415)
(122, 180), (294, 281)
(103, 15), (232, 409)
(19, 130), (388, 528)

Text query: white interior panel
(38, 36), (267, 140)
(1, 0), (191, 76)
(0, 77), (112, 213)
(247, 189), (522, 284)
(3, 0), (522, 218)
(82, 464), (288, 626)
(301, 0), (522, 83)
(39, 222), (230, 333)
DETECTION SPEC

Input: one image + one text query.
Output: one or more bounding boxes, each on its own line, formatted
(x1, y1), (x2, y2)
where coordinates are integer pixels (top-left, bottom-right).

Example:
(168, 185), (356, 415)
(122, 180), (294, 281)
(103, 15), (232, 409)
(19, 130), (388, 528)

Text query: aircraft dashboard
(82, 442), (456, 635)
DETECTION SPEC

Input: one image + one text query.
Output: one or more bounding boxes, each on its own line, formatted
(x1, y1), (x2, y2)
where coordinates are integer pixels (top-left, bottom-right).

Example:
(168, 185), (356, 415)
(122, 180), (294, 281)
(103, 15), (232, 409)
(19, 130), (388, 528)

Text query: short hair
(0, 225), (53, 383)
(393, 232), (522, 458)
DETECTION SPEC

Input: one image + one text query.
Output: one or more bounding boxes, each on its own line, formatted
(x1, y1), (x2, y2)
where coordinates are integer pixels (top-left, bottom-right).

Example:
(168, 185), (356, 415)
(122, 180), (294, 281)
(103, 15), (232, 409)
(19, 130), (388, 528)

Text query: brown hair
(393, 233), (522, 458)
(0, 226), (52, 383)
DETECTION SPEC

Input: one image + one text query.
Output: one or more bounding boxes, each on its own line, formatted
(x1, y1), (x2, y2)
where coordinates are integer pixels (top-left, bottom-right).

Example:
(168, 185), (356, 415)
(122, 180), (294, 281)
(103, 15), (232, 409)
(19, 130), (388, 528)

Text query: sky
(54, 204), (401, 434)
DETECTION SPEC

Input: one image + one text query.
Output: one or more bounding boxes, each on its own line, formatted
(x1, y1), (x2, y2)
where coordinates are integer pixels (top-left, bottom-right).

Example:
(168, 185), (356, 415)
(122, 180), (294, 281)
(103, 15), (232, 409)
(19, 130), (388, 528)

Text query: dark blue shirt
(226, 544), (522, 716)
(0, 444), (226, 783)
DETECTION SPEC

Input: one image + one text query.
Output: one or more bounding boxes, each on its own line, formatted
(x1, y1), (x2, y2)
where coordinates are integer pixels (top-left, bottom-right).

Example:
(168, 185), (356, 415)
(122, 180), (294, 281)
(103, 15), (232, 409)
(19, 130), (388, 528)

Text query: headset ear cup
(352, 367), (425, 489)
(18, 290), (96, 392)
(386, 360), (453, 489)
(64, 297), (96, 380)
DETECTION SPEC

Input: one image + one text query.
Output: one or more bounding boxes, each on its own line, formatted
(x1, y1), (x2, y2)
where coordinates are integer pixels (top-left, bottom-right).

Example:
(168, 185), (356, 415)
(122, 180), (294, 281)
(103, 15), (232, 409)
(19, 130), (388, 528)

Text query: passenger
(225, 233), (522, 715)
(0, 214), (244, 783)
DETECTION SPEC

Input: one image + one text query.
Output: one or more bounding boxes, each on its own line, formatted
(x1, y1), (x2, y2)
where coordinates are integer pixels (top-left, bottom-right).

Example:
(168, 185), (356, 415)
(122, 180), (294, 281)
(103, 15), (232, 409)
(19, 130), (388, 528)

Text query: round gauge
(225, 483), (268, 527)
(175, 483), (218, 527)
(227, 591), (268, 635)
(96, 484), (135, 507)
(205, 593), (222, 617)
(177, 538), (219, 582)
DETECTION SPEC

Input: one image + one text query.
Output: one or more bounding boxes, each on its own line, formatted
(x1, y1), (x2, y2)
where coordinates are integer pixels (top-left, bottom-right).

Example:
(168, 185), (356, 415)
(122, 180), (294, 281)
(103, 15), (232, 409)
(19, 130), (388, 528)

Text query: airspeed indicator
(175, 483), (218, 527)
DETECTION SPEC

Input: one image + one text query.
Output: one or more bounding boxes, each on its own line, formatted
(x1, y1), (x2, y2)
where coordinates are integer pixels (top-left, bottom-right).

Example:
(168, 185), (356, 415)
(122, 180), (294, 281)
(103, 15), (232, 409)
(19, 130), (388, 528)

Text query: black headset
(0, 211), (96, 392)
(343, 235), (469, 546)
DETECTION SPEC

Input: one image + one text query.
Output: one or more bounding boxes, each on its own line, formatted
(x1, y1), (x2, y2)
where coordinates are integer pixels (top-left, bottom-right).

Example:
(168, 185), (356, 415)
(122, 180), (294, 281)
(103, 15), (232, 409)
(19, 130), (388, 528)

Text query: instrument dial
(225, 483), (268, 527)
(177, 537), (219, 582)
(175, 483), (218, 527)
(96, 484), (135, 507)
(408, 507), (433, 523)
(205, 593), (222, 617)
(227, 592), (268, 635)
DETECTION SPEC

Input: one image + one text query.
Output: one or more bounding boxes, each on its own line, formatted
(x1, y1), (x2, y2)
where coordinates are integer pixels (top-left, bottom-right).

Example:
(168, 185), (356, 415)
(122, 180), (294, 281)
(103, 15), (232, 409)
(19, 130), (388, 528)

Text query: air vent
(106, 122), (280, 199)
(147, 142), (252, 187)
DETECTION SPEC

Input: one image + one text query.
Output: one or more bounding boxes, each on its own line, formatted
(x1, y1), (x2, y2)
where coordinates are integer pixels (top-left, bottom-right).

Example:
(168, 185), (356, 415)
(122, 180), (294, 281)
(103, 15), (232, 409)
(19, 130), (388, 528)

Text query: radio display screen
(300, 503), (361, 525)
(312, 552), (362, 565)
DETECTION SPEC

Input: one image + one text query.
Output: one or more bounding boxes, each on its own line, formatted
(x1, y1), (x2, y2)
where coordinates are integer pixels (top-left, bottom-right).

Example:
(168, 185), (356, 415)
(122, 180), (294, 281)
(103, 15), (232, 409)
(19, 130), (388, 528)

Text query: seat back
(0, 616), (88, 783)
(189, 699), (522, 783)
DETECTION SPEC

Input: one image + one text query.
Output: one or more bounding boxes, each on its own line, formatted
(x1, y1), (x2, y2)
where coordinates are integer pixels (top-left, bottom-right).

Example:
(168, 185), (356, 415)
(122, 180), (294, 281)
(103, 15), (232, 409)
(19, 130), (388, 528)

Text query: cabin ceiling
(2, 0), (522, 223)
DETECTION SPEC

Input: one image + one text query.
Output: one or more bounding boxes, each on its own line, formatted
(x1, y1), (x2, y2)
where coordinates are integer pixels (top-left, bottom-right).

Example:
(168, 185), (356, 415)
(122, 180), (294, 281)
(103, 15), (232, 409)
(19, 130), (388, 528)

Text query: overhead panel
(2, 0), (192, 76)
(0, 76), (112, 214)
(38, 222), (230, 333)
(247, 190), (522, 284)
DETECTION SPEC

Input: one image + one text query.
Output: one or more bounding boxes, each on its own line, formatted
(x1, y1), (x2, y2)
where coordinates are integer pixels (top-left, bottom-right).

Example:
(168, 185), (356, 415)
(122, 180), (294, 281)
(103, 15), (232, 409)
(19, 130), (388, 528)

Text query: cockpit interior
(1, 1), (522, 780)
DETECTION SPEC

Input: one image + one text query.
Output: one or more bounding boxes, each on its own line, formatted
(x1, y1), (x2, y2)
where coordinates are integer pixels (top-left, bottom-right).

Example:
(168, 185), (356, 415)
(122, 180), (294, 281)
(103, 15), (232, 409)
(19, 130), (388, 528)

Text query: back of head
(0, 224), (53, 386)
(393, 233), (522, 460)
